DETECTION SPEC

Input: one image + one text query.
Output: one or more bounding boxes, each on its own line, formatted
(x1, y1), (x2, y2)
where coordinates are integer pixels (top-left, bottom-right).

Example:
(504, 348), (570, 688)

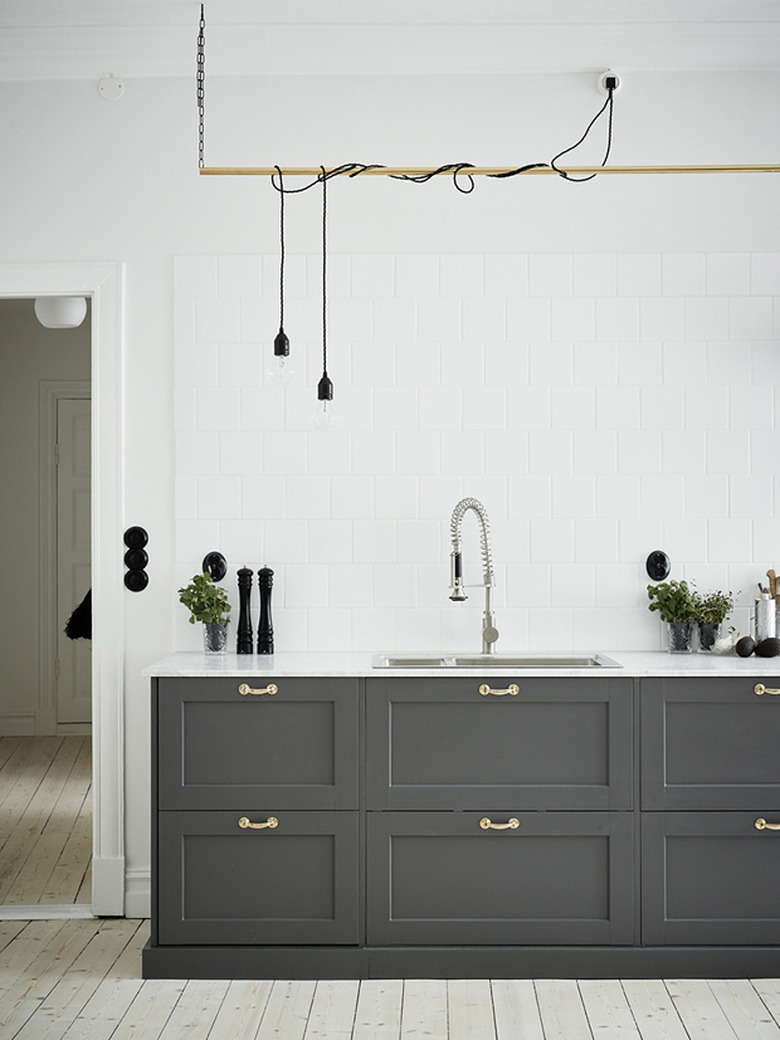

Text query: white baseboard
(0, 904), (94, 920)
(0, 713), (35, 736)
(124, 869), (151, 919)
(92, 856), (125, 916)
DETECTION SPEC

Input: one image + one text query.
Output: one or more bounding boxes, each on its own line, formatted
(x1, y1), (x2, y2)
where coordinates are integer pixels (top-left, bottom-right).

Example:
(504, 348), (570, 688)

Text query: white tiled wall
(174, 252), (780, 653)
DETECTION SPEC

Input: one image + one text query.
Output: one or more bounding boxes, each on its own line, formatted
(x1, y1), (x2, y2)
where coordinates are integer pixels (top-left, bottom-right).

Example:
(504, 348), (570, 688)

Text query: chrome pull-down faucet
(448, 497), (499, 654)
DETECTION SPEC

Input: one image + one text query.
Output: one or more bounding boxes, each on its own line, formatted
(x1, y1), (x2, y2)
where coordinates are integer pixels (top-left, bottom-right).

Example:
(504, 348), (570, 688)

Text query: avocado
(755, 637), (780, 658)
(736, 636), (756, 657)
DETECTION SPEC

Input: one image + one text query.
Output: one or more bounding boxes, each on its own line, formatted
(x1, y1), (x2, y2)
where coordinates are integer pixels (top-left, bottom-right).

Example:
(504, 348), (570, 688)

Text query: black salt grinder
(257, 566), (274, 655)
(236, 566), (253, 654)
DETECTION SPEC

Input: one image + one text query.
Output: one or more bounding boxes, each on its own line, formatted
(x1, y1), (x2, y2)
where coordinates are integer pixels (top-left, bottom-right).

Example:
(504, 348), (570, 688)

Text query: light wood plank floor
(1, 919), (779, 1040)
(0, 736), (91, 907)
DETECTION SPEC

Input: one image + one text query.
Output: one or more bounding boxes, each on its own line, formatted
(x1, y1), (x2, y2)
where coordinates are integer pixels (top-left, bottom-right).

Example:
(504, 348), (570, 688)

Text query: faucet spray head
(449, 550), (468, 601)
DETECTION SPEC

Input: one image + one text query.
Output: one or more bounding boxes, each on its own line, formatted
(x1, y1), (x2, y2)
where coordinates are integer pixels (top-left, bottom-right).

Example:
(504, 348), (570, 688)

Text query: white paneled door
(56, 397), (91, 726)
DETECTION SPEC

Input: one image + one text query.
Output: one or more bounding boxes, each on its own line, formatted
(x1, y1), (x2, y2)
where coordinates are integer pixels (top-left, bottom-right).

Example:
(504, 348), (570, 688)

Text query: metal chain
(196, 4), (206, 168)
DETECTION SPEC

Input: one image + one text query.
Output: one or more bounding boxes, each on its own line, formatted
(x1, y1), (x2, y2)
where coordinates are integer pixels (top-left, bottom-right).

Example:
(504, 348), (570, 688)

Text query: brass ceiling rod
(200, 164), (780, 177)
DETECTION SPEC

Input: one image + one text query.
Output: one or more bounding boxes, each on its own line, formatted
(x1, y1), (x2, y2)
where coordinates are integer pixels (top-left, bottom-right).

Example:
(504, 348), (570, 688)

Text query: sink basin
(372, 652), (622, 669)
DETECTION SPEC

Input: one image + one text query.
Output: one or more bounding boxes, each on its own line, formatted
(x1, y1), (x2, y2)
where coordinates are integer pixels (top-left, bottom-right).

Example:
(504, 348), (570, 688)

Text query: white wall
(0, 67), (777, 907)
(0, 301), (90, 732)
(173, 248), (779, 656)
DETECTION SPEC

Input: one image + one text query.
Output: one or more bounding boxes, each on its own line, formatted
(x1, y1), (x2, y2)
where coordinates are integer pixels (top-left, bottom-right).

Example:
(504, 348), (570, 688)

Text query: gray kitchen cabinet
(145, 670), (780, 979)
(641, 676), (780, 947)
(367, 811), (633, 946)
(157, 809), (360, 945)
(642, 812), (780, 945)
(157, 676), (359, 810)
(366, 676), (633, 810)
(641, 676), (780, 810)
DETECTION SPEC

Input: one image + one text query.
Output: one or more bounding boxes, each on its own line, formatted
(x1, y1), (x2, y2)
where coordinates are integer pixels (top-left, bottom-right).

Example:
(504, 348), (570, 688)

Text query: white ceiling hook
(98, 73), (124, 102)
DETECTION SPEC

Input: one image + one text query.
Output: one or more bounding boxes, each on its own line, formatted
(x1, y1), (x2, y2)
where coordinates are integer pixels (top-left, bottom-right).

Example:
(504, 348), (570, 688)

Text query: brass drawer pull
(238, 816), (279, 830)
(479, 684), (519, 697)
(238, 683), (278, 697)
(479, 817), (519, 830)
(754, 684), (780, 696)
(754, 818), (780, 832)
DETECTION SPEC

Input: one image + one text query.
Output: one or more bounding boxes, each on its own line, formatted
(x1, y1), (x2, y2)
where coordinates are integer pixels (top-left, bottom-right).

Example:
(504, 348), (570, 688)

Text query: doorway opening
(0, 263), (125, 919)
(0, 301), (92, 913)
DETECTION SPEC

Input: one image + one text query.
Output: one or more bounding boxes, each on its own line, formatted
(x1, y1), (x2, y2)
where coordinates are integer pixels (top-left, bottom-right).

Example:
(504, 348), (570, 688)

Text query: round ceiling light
(34, 296), (88, 329)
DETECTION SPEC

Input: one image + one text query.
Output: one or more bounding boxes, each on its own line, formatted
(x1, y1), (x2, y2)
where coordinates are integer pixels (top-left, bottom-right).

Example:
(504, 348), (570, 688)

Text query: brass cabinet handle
(754, 684), (780, 696)
(238, 683), (278, 696)
(479, 683), (519, 697)
(238, 816), (279, 830)
(479, 817), (519, 830)
(754, 818), (780, 831)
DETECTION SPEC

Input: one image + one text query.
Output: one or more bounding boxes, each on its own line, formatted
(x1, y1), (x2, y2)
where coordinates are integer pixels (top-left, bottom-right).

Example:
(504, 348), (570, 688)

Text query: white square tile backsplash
(174, 252), (780, 653)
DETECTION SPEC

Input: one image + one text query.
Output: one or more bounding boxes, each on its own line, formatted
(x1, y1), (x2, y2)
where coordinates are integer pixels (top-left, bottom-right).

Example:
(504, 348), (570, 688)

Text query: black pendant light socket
(274, 328), (289, 357)
(317, 373), (333, 401)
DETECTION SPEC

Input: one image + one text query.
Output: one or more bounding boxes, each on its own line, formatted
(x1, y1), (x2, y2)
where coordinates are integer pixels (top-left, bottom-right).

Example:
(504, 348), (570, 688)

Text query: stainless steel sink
(372, 652), (622, 669)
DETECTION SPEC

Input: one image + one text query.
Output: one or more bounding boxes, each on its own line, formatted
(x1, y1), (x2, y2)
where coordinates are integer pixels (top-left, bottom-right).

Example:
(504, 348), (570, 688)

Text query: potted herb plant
(693, 588), (736, 652)
(647, 579), (697, 653)
(178, 572), (232, 653)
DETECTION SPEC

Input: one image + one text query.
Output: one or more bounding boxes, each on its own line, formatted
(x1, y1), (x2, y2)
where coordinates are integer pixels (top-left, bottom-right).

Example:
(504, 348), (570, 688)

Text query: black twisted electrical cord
(488, 163), (550, 179)
(274, 165), (285, 329)
(550, 86), (615, 182)
(391, 163), (477, 194)
(270, 163), (381, 195)
(321, 167), (327, 382)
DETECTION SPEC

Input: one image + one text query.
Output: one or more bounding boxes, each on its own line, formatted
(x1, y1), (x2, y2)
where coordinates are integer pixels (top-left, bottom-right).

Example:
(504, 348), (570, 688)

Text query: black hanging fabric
(65, 589), (92, 640)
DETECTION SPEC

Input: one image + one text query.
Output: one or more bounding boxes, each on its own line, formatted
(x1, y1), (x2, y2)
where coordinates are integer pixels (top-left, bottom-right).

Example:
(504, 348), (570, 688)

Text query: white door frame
(0, 262), (125, 916)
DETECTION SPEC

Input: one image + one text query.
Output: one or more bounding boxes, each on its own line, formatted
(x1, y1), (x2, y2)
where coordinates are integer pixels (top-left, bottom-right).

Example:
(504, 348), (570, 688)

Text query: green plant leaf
(178, 572), (232, 625)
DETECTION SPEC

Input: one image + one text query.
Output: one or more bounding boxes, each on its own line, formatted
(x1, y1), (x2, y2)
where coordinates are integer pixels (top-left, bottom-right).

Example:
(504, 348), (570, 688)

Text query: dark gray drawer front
(642, 812), (780, 945)
(367, 811), (633, 946)
(158, 810), (360, 945)
(641, 677), (780, 810)
(157, 677), (359, 809)
(366, 677), (633, 810)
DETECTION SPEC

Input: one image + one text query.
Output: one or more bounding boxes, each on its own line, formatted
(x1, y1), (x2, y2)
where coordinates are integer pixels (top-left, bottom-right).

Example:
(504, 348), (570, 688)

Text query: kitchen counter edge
(143, 650), (780, 679)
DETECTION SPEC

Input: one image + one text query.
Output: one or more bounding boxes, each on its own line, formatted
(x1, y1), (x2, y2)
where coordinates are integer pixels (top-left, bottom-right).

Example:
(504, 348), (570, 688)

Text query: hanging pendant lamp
(311, 168), (336, 430)
(267, 166), (295, 384)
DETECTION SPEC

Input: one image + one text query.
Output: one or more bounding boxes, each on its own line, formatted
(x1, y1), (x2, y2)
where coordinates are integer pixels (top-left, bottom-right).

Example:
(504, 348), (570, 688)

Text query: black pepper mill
(257, 566), (274, 655)
(236, 566), (253, 654)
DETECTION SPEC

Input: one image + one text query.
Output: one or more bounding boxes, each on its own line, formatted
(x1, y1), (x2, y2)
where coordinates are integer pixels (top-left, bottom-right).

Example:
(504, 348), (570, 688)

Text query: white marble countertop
(144, 650), (780, 679)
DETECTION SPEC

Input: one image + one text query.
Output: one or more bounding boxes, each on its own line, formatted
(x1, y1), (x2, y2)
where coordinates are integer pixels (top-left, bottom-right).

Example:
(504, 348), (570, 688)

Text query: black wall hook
(202, 551), (227, 582)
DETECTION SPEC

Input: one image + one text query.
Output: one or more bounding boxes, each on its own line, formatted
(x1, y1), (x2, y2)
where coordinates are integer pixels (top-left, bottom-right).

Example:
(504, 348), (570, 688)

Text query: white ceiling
(1, 0), (780, 80)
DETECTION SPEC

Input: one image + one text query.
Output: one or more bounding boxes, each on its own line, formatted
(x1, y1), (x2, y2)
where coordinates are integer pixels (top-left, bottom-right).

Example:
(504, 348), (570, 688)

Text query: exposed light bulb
(266, 354), (296, 385)
(310, 372), (337, 430)
(310, 398), (338, 431)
